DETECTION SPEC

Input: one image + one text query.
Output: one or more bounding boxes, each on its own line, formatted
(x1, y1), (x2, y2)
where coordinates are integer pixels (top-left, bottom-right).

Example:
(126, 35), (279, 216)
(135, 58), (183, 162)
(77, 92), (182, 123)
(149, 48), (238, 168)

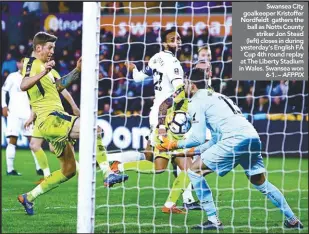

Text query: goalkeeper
(156, 68), (303, 230)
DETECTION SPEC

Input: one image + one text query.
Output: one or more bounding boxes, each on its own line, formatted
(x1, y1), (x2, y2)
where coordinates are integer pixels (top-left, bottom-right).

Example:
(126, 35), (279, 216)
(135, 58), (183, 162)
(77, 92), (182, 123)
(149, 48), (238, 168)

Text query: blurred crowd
(1, 2), (308, 117)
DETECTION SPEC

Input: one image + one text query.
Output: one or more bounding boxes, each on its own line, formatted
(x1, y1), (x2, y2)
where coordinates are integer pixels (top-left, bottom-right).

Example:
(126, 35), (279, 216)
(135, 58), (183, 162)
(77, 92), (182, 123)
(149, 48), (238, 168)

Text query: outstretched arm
(55, 57), (81, 92)
(61, 89), (80, 116)
(125, 61), (150, 82)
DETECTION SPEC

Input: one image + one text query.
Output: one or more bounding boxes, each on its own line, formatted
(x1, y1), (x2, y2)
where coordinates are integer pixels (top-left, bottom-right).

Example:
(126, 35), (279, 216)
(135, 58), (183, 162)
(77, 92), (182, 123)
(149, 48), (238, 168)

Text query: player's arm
(125, 59), (153, 82)
(1, 74), (13, 117)
(61, 89), (80, 116)
(55, 57), (81, 92)
(193, 135), (218, 154)
(20, 60), (55, 91)
(24, 110), (36, 129)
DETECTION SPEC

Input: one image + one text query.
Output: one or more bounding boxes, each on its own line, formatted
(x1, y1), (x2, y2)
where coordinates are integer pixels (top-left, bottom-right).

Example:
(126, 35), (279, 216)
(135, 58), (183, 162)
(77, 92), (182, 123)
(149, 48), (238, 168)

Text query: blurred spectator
(288, 81), (307, 113)
(1, 2), (9, 13)
(23, 2), (41, 15)
(63, 2), (83, 12)
(47, 2), (59, 13)
(102, 2), (124, 14)
(2, 53), (17, 75)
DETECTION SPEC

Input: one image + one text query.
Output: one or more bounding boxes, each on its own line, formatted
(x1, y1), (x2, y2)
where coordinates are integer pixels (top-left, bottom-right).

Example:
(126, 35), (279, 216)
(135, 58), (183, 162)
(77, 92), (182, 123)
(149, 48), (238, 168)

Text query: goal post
(77, 2), (101, 233)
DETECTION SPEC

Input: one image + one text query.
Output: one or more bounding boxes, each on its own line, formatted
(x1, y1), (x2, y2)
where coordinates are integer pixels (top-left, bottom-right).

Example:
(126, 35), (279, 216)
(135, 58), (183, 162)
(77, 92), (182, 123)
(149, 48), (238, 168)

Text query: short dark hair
(33, 32), (57, 51)
(160, 26), (180, 43)
(187, 68), (208, 89)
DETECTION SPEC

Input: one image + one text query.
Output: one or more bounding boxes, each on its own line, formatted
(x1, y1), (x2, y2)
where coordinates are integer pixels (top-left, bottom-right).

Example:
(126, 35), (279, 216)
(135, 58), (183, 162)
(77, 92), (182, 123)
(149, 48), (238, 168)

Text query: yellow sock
(165, 171), (190, 205)
(121, 160), (155, 174)
(27, 170), (68, 202)
(33, 148), (50, 177)
(96, 134), (111, 177)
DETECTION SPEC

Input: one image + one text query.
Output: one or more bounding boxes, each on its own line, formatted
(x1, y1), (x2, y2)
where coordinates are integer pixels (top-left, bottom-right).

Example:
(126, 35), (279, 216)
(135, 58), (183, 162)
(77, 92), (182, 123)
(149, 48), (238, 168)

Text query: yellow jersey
(22, 57), (64, 123)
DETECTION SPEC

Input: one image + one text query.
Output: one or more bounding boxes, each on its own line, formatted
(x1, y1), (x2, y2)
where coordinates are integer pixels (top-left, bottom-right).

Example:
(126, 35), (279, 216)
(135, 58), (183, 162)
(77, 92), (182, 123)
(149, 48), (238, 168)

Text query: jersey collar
(163, 50), (175, 57)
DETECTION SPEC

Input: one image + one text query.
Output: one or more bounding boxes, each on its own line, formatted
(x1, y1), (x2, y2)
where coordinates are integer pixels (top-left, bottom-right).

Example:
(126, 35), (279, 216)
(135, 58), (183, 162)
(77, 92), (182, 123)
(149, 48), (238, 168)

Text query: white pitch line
(3, 197), (308, 212)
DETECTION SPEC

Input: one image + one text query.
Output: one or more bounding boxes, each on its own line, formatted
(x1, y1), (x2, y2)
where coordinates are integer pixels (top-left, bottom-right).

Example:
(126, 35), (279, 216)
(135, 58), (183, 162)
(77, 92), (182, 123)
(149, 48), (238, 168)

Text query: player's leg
(49, 142), (80, 173)
(187, 156), (222, 229)
(6, 136), (21, 175)
(29, 124), (51, 178)
(27, 136), (43, 175)
(242, 138), (303, 229)
(6, 115), (21, 175)
(116, 155), (169, 174)
(113, 128), (170, 174)
(69, 117), (129, 186)
(18, 143), (77, 215)
(162, 156), (192, 214)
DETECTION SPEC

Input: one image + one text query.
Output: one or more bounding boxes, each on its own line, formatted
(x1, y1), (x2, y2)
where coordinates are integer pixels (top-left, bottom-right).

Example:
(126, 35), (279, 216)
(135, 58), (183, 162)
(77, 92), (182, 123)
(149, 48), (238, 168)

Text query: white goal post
(77, 2), (101, 233)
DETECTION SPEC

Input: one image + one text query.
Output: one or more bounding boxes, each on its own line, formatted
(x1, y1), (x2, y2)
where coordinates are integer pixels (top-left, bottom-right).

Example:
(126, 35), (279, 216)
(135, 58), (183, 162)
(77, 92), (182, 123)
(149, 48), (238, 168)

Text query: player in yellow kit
(18, 32), (128, 215)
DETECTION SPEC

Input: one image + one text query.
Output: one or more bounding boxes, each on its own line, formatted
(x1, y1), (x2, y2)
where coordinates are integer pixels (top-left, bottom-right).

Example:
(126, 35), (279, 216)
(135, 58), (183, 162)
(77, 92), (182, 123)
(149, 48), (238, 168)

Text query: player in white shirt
(112, 27), (201, 213)
(157, 68), (303, 230)
(2, 57), (41, 175)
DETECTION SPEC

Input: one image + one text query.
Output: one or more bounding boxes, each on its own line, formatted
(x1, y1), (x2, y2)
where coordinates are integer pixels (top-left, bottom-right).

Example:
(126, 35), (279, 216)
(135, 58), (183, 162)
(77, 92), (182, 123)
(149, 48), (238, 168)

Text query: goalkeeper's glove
(156, 136), (178, 151)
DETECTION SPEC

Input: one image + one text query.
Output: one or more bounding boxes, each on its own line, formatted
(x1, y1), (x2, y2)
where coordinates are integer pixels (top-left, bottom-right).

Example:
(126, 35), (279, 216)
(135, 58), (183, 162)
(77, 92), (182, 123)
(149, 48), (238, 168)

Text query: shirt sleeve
(132, 55), (156, 82)
(166, 60), (184, 85)
(177, 100), (207, 148)
(195, 136), (218, 153)
(51, 69), (61, 79)
(2, 74), (13, 92)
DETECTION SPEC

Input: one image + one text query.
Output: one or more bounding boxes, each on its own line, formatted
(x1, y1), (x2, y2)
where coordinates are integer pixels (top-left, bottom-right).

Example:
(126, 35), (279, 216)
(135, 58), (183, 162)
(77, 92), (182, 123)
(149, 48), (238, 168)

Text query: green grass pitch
(2, 149), (308, 233)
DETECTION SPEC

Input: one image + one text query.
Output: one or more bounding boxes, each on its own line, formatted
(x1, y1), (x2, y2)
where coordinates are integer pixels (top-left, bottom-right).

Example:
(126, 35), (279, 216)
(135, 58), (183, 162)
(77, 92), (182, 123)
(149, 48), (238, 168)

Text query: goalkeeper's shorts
(201, 135), (266, 177)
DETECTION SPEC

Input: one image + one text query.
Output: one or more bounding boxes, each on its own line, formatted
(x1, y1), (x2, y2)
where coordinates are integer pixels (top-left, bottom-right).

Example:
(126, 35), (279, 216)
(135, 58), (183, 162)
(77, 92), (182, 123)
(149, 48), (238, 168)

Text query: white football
(167, 111), (191, 135)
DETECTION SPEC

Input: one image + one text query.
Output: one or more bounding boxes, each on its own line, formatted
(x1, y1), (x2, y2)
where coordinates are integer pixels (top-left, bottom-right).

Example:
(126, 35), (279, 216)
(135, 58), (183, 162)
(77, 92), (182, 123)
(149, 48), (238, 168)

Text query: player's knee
(249, 173), (265, 186)
(29, 140), (40, 151)
(9, 137), (17, 145)
(144, 151), (153, 162)
(62, 160), (77, 179)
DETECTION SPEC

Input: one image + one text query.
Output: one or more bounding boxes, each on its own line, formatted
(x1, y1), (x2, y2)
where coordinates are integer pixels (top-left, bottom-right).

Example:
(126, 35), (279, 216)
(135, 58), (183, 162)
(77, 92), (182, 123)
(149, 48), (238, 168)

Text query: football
(167, 111), (192, 135)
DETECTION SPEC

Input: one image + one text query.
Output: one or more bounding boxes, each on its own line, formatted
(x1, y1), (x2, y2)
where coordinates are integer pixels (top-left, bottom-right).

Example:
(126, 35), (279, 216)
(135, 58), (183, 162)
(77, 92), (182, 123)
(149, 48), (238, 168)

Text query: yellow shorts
(37, 111), (78, 157)
(152, 128), (184, 160)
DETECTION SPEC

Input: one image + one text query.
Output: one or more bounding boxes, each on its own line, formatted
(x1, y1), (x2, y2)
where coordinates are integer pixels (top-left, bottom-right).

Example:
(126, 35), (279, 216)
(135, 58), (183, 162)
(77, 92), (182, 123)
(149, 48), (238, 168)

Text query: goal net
(78, 1), (308, 233)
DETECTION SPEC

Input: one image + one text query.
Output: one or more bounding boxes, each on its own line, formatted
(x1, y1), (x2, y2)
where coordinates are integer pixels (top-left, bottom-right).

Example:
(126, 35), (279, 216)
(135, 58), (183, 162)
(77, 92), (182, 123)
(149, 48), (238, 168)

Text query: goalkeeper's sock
(254, 180), (295, 219)
(187, 169), (218, 218)
(118, 160), (155, 173)
(165, 171), (190, 207)
(27, 170), (68, 202)
(176, 166), (195, 203)
(96, 134), (112, 178)
(32, 149), (50, 177)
